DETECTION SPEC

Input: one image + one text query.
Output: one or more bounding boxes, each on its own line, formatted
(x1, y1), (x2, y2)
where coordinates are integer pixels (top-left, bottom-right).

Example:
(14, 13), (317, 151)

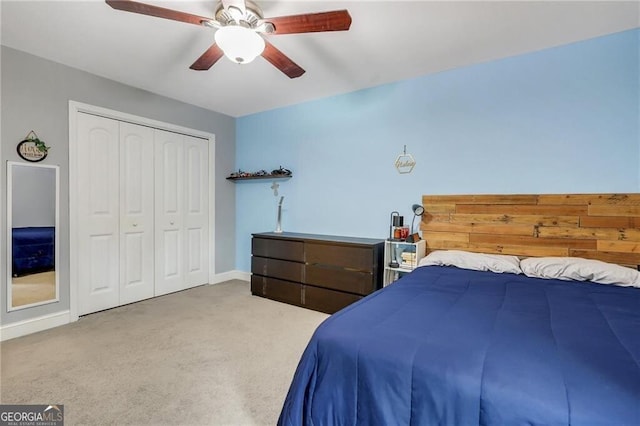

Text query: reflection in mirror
(7, 162), (59, 311)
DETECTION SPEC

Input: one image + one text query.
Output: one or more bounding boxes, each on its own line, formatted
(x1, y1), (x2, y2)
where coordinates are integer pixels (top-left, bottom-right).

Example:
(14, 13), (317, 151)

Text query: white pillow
(418, 250), (522, 274)
(520, 257), (640, 288)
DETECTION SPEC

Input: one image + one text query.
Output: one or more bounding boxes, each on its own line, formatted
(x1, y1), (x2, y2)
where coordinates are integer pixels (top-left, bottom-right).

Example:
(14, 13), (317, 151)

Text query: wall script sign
(395, 145), (416, 174)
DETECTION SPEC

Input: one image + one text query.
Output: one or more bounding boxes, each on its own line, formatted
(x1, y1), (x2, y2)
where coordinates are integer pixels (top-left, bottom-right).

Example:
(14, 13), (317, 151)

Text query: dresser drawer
(305, 265), (374, 296)
(252, 237), (304, 262)
(252, 256), (304, 282)
(303, 285), (362, 314)
(251, 276), (302, 307)
(305, 243), (373, 272)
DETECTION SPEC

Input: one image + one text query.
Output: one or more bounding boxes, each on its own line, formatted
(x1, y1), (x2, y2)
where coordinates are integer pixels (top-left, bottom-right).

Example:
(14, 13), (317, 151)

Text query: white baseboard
(1, 310), (71, 342)
(211, 270), (250, 284)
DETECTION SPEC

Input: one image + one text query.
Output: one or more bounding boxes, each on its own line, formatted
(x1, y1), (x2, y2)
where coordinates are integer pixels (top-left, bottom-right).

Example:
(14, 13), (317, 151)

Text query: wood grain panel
(570, 250), (640, 266)
(421, 193), (640, 268)
(424, 242), (569, 257)
(456, 204), (588, 216)
(448, 214), (579, 227)
(423, 204), (456, 213)
(588, 204), (640, 217)
(469, 234), (596, 250)
(421, 213), (451, 223)
(538, 226), (640, 242)
(423, 194), (537, 205)
(423, 231), (469, 243)
(597, 240), (640, 253)
(579, 216), (638, 228)
(469, 244), (570, 258)
(538, 194), (640, 205)
(422, 221), (535, 236)
(537, 227), (621, 241)
(425, 240), (471, 251)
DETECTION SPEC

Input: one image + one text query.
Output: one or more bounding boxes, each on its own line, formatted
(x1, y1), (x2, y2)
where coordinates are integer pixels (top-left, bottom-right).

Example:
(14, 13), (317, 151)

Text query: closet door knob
(133, 223), (138, 227)
(170, 221), (175, 225)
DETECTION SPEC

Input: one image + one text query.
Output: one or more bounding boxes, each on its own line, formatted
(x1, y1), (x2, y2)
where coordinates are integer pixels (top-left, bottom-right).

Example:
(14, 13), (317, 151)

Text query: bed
(278, 194), (640, 425)
(12, 226), (55, 277)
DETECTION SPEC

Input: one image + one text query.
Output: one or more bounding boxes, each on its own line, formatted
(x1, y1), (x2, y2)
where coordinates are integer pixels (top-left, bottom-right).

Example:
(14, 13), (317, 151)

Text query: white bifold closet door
(154, 130), (209, 295)
(120, 122), (155, 305)
(77, 113), (209, 315)
(77, 114), (121, 314)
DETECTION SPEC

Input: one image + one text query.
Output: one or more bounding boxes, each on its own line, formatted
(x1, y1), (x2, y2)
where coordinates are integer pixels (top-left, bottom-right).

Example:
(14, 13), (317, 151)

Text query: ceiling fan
(105, 0), (352, 78)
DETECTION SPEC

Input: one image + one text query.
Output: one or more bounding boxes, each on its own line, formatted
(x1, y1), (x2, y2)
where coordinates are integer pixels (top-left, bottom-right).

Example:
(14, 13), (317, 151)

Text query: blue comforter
(279, 266), (640, 425)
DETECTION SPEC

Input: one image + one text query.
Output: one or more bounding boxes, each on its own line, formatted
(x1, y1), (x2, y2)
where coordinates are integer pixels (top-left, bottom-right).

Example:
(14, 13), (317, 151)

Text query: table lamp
(406, 204), (425, 243)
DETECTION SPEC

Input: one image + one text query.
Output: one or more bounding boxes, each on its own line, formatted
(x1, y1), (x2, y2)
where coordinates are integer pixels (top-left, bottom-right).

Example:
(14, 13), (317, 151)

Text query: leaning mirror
(7, 162), (59, 311)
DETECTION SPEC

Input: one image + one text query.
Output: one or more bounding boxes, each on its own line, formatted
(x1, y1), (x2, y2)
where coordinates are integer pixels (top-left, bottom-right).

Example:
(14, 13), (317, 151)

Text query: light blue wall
(235, 29), (640, 271)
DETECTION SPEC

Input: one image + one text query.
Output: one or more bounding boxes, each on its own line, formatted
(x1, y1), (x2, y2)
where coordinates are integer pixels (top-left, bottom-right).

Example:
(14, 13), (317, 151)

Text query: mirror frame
(6, 161), (60, 311)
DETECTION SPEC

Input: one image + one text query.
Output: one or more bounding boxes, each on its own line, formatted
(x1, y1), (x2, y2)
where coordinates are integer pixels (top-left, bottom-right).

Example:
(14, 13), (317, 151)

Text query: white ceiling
(2, 1), (639, 117)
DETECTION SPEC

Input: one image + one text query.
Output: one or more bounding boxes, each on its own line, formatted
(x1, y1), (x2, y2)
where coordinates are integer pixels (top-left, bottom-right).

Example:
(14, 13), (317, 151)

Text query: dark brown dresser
(251, 232), (385, 314)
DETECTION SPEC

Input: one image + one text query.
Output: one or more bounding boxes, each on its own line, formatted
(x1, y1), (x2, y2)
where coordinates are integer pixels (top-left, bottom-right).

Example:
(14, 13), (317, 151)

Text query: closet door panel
(154, 130), (184, 296)
(184, 136), (209, 287)
(120, 122), (155, 304)
(77, 113), (120, 315)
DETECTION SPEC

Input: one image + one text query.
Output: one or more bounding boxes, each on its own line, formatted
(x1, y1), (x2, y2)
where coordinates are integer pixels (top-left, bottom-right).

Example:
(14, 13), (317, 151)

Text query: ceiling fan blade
(105, 0), (213, 26)
(265, 10), (352, 35)
(190, 44), (225, 71)
(261, 41), (305, 79)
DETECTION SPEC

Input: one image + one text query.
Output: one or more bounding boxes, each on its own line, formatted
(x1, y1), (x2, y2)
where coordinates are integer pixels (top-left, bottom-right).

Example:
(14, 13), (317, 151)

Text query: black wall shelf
(226, 174), (292, 182)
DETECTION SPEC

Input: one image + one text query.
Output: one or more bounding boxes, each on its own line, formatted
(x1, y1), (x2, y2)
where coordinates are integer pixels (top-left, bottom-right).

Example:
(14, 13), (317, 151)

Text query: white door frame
(68, 101), (216, 322)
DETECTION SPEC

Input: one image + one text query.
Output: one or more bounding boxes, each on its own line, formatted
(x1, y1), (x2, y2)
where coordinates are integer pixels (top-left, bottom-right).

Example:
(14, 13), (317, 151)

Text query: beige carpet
(0, 281), (328, 425)
(11, 271), (56, 307)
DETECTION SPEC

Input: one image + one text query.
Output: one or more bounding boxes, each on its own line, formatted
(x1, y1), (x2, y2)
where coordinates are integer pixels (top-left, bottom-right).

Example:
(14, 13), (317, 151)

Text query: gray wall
(11, 165), (56, 228)
(1, 46), (236, 325)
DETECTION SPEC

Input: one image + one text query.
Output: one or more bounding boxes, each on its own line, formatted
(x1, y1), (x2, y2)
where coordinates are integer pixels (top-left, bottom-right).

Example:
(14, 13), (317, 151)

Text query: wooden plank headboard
(420, 194), (640, 268)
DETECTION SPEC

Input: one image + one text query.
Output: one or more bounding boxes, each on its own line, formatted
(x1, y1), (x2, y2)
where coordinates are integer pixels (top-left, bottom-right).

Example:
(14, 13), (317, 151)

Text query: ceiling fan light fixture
(214, 25), (265, 64)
